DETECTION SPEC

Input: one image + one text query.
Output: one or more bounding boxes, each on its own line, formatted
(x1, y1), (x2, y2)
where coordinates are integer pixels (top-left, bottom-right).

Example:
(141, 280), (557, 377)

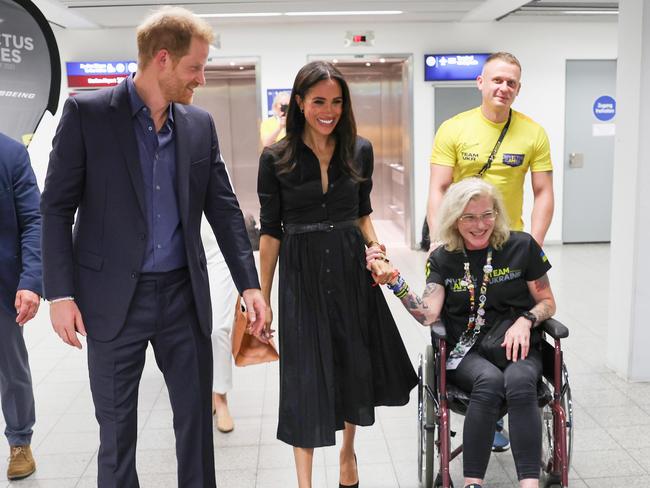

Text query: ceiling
(32, 0), (619, 29)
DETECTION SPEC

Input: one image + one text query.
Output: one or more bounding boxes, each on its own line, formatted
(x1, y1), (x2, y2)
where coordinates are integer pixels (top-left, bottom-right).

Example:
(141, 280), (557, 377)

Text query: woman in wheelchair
(371, 178), (557, 488)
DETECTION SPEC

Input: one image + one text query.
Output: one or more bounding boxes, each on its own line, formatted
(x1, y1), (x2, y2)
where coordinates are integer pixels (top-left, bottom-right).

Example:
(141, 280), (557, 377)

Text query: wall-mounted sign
(266, 88), (291, 117)
(424, 53), (490, 82)
(0, 0), (61, 145)
(66, 61), (137, 88)
(344, 31), (374, 47)
(593, 95), (616, 121)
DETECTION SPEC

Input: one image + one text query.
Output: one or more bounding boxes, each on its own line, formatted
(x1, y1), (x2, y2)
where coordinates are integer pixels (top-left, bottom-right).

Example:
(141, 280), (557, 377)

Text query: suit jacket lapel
(109, 82), (146, 220)
(173, 103), (191, 226)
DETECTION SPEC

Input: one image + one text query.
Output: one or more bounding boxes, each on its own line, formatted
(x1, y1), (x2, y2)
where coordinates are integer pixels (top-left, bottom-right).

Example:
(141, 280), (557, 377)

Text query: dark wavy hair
(271, 61), (362, 180)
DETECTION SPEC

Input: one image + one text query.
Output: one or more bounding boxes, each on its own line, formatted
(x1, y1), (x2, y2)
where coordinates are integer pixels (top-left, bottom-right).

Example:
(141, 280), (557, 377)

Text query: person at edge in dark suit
(39, 7), (267, 488)
(0, 132), (41, 481)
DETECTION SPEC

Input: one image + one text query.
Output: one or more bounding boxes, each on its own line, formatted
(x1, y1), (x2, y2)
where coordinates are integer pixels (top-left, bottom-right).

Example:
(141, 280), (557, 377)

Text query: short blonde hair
(483, 52), (521, 72)
(436, 178), (510, 252)
(136, 6), (214, 69)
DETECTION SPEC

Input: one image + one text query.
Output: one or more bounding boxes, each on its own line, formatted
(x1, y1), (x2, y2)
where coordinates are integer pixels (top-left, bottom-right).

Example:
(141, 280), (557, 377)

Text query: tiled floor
(2, 242), (650, 487)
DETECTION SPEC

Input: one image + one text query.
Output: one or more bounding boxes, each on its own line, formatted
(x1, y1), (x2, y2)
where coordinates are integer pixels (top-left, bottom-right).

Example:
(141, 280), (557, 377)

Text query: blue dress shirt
(126, 75), (187, 272)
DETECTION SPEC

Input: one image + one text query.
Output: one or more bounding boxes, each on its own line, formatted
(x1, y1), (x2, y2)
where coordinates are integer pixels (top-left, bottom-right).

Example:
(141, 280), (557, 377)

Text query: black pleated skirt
(276, 226), (418, 448)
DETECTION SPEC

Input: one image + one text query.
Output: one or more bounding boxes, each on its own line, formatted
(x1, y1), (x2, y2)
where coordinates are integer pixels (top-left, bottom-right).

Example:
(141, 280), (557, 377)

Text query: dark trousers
(0, 309), (35, 446)
(448, 348), (542, 481)
(87, 268), (215, 488)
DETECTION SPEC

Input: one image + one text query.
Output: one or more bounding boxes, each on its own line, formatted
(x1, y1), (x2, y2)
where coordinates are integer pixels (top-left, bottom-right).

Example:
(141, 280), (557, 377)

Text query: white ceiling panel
(33, 0), (619, 29)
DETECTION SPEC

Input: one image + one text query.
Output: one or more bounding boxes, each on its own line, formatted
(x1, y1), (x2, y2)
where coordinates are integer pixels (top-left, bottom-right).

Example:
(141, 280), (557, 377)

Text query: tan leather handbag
(231, 297), (279, 367)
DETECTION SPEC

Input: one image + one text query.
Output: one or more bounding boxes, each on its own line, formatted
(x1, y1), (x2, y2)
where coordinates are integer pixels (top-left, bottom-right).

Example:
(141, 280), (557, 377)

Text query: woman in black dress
(257, 61), (417, 488)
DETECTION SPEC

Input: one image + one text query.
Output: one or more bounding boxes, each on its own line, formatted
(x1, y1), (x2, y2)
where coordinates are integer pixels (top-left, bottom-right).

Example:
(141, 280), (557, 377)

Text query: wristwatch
(520, 311), (537, 328)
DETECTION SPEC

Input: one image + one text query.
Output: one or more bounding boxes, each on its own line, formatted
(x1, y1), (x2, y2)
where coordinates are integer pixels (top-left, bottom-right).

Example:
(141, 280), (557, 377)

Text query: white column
(607, 0), (650, 381)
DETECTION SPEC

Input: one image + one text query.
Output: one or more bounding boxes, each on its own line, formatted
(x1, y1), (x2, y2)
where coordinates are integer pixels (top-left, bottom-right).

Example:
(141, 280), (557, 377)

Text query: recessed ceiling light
(285, 10), (402, 16)
(229, 61), (235, 66)
(239, 66), (244, 70)
(197, 12), (282, 18)
(365, 62), (371, 67)
(332, 59), (338, 63)
(379, 58), (386, 63)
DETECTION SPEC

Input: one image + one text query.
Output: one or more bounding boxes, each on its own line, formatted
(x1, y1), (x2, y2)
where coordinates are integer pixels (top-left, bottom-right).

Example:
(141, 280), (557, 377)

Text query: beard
(161, 73), (195, 105)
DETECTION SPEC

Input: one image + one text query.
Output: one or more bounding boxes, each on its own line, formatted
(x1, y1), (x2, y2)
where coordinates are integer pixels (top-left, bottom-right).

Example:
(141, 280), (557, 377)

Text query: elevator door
(335, 61), (410, 241)
(192, 66), (259, 219)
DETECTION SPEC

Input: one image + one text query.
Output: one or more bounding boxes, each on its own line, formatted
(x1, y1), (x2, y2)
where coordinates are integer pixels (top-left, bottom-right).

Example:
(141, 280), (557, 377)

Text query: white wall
(29, 20), (618, 245)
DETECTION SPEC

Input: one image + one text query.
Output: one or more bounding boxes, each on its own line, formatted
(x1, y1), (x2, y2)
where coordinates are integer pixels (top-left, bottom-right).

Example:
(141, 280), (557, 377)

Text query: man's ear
(154, 48), (171, 69)
(476, 75), (483, 92)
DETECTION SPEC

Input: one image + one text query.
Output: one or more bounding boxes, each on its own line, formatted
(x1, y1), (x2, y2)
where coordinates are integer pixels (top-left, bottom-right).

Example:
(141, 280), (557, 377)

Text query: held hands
(15, 290), (40, 326)
(50, 300), (87, 349)
(242, 289), (273, 343)
(365, 243), (393, 285)
(501, 317), (532, 362)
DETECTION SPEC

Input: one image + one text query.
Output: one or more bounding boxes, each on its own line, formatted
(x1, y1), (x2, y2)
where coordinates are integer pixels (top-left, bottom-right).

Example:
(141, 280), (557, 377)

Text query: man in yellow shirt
(260, 91), (290, 146)
(427, 52), (554, 248)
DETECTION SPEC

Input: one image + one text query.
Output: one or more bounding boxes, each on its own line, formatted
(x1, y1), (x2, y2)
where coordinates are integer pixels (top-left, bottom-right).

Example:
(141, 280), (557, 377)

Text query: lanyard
(446, 247), (494, 369)
(460, 247), (493, 335)
(477, 109), (512, 177)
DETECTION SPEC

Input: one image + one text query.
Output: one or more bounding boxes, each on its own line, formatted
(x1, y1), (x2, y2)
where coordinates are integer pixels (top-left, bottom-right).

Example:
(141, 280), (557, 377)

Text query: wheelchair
(417, 319), (573, 488)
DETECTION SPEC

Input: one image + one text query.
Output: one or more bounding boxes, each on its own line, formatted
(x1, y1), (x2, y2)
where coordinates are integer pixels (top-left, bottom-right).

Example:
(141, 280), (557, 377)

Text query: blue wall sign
(424, 53), (491, 82)
(593, 95), (616, 121)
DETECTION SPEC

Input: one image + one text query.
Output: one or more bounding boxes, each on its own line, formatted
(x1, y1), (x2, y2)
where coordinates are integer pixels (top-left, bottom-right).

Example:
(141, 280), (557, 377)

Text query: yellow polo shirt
(430, 107), (552, 230)
(260, 116), (285, 145)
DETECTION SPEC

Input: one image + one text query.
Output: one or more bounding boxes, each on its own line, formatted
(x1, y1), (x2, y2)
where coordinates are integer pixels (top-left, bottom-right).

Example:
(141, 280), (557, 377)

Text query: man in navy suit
(40, 7), (267, 487)
(0, 132), (40, 480)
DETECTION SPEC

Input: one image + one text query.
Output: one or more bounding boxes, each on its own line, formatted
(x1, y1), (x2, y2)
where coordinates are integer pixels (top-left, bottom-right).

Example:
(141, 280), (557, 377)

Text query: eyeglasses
(458, 210), (498, 225)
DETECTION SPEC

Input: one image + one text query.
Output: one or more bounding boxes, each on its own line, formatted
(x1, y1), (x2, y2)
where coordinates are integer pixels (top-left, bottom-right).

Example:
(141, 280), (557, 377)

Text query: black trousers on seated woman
(448, 348), (543, 481)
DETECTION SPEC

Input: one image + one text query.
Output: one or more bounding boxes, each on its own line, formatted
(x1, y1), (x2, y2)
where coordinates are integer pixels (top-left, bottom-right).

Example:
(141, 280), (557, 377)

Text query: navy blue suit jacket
(40, 80), (260, 341)
(0, 133), (42, 316)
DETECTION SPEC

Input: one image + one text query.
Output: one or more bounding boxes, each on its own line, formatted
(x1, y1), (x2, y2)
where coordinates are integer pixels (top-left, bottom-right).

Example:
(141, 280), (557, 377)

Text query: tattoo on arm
(422, 282), (439, 298)
(530, 301), (553, 326)
(533, 274), (550, 293)
(399, 283), (440, 326)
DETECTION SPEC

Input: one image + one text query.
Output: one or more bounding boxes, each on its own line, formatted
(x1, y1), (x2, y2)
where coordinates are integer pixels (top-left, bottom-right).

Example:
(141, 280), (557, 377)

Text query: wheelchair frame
(418, 318), (573, 488)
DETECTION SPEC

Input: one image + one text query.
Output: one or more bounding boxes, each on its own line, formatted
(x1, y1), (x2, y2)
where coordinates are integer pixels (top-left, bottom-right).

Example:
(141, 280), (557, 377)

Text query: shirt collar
(125, 73), (174, 125)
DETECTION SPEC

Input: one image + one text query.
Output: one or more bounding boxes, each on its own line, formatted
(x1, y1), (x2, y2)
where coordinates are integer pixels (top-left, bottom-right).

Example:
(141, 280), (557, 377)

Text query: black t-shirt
(257, 136), (374, 240)
(426, 231), (552, 345)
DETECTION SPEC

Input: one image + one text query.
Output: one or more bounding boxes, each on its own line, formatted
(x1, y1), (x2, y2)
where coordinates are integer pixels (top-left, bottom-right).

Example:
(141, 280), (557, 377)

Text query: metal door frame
(307, 53), (415, 247)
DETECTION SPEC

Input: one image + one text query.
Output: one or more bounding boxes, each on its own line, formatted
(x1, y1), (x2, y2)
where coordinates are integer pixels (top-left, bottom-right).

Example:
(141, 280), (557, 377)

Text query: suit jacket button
(140, 233), (146, 240)
(131, 272), (137, 279)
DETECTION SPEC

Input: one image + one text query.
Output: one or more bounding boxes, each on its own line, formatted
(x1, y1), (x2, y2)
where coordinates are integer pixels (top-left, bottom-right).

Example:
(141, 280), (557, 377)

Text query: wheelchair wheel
(418, 345), (437, 488)
(540, 363), (573, 487)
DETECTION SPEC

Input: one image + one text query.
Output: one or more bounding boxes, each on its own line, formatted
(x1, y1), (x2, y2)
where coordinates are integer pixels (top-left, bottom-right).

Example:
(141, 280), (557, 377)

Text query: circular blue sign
(593, 95), (616, 121)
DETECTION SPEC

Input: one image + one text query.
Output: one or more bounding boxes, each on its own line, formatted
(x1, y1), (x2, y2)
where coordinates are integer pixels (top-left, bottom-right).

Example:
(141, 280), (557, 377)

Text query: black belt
(283, 220), (357, 235)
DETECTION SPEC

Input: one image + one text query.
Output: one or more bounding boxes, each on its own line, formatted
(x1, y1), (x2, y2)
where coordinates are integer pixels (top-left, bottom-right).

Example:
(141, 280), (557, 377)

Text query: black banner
(0, 0), (60, 145)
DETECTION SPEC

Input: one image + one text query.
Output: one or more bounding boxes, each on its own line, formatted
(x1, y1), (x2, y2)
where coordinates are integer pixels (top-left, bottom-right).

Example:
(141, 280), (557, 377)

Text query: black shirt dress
(258, 136), (417, 448)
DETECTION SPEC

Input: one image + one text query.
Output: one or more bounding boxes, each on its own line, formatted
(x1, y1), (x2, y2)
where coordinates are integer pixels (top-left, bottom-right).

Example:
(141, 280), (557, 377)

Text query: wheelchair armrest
(540, 318), (569, 339)
(430, 320), (448, 341)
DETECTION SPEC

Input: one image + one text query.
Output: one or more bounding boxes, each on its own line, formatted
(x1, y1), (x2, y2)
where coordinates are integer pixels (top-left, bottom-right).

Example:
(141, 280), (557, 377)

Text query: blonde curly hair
(436, 178), (510, 252)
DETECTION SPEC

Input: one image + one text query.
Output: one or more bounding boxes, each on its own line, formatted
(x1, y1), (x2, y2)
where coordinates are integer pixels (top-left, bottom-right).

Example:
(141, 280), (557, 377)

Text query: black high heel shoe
(339, 454), (358, 488)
